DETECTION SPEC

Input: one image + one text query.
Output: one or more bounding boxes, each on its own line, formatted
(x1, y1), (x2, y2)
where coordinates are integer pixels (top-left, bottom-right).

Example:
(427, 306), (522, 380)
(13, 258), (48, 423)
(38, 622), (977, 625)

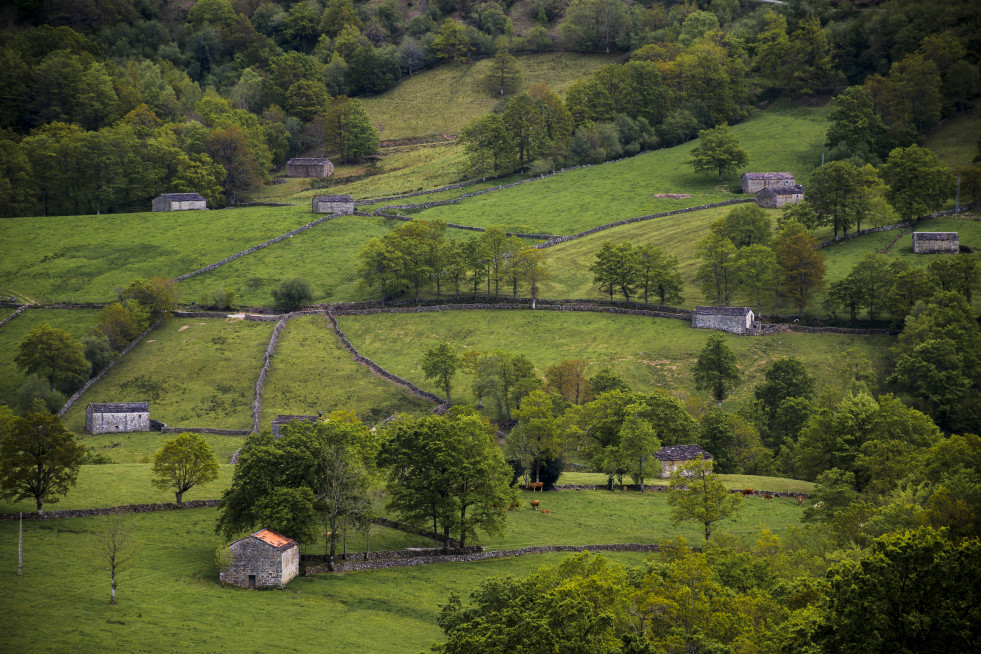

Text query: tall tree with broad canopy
(695, 233), (739, 306)
(324, 96), (380, 163)
(635, 244), (684, 307)
(0, 411), (85, 513)
(151, 433), (220, 504)
(879, 144), (955, 222)
(692, 334), (741, 408)
(507, 390), (564, 484)
(617, 404), (661, 491)
(774, 219), (826, 314)
(15, 322), (89, 393)
(684, 124), (748, 181)
(666, 455), (742, 541)
(422, 342), (459, 405)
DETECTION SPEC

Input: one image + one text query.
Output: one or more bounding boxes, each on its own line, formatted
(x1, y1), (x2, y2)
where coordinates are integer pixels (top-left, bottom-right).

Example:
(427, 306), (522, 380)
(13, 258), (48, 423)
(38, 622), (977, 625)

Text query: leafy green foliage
(0, 411), (84, 513)
(15, 322), (89, 393)
(666, 456), (742, 541)
(151, 433), (220, 504)
(684, 124), (748, 181)
(692, 334), (741, 406)
(271, 278), (313, 310)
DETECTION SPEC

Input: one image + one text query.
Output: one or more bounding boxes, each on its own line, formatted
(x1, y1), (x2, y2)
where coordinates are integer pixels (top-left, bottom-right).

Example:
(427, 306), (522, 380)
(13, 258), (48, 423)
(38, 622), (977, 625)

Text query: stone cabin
(312, 194), (354, 215)
(221, 529), (299, 589)
(912, 232), (959, 254)
(85, 402), (150, 435)
(692, 306), (756, 335)
(271, 414), (320, 438)
(740, 172), (796, 194)
(152, 193), (207, 212)
(755, 184), (805, 209)
(655, 444), (713, 478)
(287, 157), (334, 178)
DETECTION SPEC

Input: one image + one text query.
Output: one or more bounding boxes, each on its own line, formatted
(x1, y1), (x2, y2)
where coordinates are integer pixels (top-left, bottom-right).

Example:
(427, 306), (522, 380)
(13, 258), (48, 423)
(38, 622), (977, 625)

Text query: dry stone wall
(0, 305), (27, 329)
(251, 317), (287, 433)
(0, 499), (220, 520)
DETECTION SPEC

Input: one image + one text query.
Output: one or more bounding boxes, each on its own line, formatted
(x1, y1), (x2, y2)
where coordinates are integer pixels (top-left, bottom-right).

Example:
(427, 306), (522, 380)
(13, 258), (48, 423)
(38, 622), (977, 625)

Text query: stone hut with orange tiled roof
(221, 529), (299, 589)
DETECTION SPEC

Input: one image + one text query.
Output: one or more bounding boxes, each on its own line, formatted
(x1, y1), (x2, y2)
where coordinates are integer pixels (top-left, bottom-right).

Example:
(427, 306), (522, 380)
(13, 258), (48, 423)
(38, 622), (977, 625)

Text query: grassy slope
(410, 105), (828, 235)
(0, 308), (100, 406)
(560, 472), (814, 494)
(259, 314), (435, 428)
(62, 318), (273, 432)
(0, 205), (315, 303)
(79, 432), (245, 465)
(360, 53), (619, 140)
(922, 105), (979, 168)
(337, 310), (892, 410)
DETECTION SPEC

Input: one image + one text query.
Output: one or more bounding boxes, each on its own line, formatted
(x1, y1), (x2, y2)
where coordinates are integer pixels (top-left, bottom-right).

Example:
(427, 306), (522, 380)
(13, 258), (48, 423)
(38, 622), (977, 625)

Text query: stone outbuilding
(287, 157), (334, 178)
(221, 529), (299, 589)
(655, 444), (713, 478)
(740, 172), (796, 194)
(271, 414), (320, 438)
(151, 193), (207, 211)
(692, 306), (756, 334)
(755, 184), (805, 209)
(312, 194), (354, 215)
(85, 402), (150, 435)
(912, 232), (959, 254)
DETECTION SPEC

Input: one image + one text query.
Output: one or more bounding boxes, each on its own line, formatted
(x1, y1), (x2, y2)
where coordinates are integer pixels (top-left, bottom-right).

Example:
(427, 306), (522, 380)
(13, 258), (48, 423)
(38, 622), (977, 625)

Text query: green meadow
(62, 318), (273, 433)
(0, 308), (100, 407)
(258, 314), (435, 428)
(79, 432), (245, 465)
(922, 105), (980, 168)
(0, 205), (314, 304)
(560, 472), (814, 494)
(410, 105), (828, 235)
(336, 310), (892, 410)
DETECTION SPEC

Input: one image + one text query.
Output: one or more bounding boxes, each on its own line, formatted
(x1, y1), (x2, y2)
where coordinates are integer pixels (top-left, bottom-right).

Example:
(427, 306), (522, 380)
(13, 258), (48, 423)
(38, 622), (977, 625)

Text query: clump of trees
(590, 241), (684, 306)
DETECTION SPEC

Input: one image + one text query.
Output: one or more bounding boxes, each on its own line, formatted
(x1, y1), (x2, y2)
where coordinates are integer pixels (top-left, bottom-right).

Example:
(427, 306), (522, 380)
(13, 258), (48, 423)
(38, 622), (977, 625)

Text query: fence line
(252, 317), (288, 433)
(0, 305), (28, 329)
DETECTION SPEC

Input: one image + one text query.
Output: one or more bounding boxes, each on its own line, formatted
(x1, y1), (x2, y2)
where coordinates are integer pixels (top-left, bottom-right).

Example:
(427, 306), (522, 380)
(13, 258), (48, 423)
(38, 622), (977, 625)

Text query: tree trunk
(432, 508), (439, 548)
(175, 490), (183, 504)
(442, 524), (451, 554)
(36, 496), (43, 514)
(459, 505), (467, 550)
(110, 569), (117, 605)
(705, 523), (711, 541)
(18, 513), (23, 575)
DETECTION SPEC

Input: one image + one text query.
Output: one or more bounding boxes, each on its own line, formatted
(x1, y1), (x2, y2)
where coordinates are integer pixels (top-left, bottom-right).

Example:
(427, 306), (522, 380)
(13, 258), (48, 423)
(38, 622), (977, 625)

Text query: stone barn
(655, 444), (713, 478)
(740, 172), (796, 194)
(271, 414), (320, 438)
(755, 184), (805, 209)
(312, 194), (354, 215)
(221, 529), (299, 589)
(287, 157), (334, 178)
(912, 232), (959, 254)
(692, 306), (756, 334)
(85, 402), (150, 435)
(151, 193), (207, 211)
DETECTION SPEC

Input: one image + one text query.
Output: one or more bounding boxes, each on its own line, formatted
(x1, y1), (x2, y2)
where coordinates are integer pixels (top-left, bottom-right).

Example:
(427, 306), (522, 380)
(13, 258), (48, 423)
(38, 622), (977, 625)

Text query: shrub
(17, 375), (66, 414)
(199, 288), (236, 310)
(271, 278), (313, 310)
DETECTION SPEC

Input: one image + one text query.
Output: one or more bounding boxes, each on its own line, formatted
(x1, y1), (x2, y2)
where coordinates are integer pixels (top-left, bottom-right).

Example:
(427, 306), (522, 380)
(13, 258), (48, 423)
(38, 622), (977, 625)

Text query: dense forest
(0, 0), (978, 216)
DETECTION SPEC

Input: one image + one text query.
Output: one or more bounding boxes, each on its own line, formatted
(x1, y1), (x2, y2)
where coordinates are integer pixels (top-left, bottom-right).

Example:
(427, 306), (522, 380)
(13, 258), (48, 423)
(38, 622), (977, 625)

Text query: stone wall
(0, 305), (27, 329)
(162, 426), (251, 436)
(222, 537), (298, 588)
(0, 499), (220, 520)
(252, 317), (287, 433)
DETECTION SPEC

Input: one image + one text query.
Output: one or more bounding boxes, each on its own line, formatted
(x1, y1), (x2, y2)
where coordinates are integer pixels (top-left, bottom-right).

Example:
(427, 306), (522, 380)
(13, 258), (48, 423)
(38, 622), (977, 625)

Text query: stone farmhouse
(692, 306), (757, 334)
(755, 184), (805, 209)
(221, 529), (299, 589)
(287, 157), (334, 178)
(85, 402), (150, 435)
(312, 194), (354, 214)
(271, 414), (320, 438)
(740, 172), (796, 194)
(655, 444), (713, 478)
(912, 232), (959, 253)
(151, 193), (207, 211)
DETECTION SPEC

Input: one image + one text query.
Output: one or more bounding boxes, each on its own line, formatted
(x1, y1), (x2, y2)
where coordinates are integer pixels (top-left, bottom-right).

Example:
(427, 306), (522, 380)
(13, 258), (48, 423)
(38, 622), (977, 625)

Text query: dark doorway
(248, 575), (256, 589)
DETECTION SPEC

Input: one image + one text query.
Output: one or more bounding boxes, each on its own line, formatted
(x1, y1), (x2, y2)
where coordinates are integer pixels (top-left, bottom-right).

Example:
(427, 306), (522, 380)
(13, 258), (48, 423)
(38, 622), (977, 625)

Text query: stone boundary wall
(174, 212), (340, 282)
(58, 320), (162, 417)
(362, 210), (558, 240)
(817, 209), (959, 249)
(252, 317), (287, 433)
(324, 313), (446, 406)
(785, 324), (899, 336)
(162, 426), (251, 435)
(372, 516), (465, 548)
(554, 484), (811, 498)
(301, 545), (482, 565)
(0, 305), (27, 329)
(0, 499), (220, 521)
(173, 310), (232, 319)
(307, 542), (697, 574)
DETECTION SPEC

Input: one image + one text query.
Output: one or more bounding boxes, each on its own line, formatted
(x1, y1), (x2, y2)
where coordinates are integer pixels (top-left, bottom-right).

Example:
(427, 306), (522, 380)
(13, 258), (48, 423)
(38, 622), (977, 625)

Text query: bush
(17, 375), (66, 414)
(82, 333), (114, 375)
(199, 288), (236, 310)
(271, 278), (313, 310)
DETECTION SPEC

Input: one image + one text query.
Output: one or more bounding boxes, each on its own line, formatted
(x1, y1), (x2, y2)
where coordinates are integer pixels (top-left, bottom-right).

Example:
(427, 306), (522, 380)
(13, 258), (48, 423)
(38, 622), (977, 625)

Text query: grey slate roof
(157, 193), (205, 202)
(288, 158), (331, 165)
(271, 414), (319, 426)
(314, 194), (353, 202)
(694, 306), (753, 316)
(87, 402), (149, 414)
(912, 232), (958, 240)
(741, 172), (794, 180)
(655, 444), (712, 461)
(758, 184), (804, 196)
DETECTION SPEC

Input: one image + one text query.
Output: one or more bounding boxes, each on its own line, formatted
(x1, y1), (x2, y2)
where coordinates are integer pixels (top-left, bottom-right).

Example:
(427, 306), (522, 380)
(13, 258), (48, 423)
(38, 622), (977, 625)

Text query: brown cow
(529, 482), (544, 492)
(531, 499), (540, 510)
(796, 494), (804, 505)
(741, 488), (754, 496)
(541, 509), (551, 516)
(762, 493), (773, 500)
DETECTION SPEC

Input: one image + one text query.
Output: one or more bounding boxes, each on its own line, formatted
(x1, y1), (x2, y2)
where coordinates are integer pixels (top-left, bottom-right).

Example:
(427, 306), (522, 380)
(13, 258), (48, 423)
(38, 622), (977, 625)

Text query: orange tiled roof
(251, 529), (296, 550)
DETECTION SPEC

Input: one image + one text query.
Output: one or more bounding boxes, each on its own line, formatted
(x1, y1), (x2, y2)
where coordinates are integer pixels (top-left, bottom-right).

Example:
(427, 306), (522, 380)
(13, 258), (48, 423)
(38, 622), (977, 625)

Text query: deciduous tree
(151, 433), (220, 504)
(666, 456), (742, 541)
(773, 220), (826, 314)
(684, 124), (748, 181)
(422, 343), (460, 405)
(692, 334), (741, 407)
(15, 323), (89, 393)
(92, 511), (138, 605)
(0, 412), (84, 513)
(879, 144), (955, 222)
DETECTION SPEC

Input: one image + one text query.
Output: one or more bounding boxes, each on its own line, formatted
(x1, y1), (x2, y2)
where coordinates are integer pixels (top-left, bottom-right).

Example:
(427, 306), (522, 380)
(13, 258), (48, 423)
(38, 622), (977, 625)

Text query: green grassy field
(0, 205), (315, 304)
(408, 105), (828, 235)
(559, 472), (814, 494)
(61, 318), (273, 433)
(80, 432), (245, 465)
(337, 310), (892, 410)
(922, 105), (979, 168)
(258, 314), (435, 428)
(360, 53), (619, 140)
(0, 308), (100, 407)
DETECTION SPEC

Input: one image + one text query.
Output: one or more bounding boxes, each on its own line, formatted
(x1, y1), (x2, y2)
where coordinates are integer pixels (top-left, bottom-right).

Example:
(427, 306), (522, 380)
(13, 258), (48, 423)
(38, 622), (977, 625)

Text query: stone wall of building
(692, 313), (750, 334)
(86, 410), (150, 434)
(913, 234), (959, 253)
(222, 538), (298, 588)
(287, 163), (332, 178)
(313, 199), (354, 214)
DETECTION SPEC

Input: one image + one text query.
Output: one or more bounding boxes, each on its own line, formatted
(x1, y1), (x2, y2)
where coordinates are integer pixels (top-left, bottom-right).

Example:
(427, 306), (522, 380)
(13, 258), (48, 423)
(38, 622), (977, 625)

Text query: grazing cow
(762, 493), (773, 500)
(541, 509), (551, 516)
(531, 499), (540, 510)
(529, 482), (544, 492)
(796, 494), (804, 505)
(741, 488), (754, 496)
